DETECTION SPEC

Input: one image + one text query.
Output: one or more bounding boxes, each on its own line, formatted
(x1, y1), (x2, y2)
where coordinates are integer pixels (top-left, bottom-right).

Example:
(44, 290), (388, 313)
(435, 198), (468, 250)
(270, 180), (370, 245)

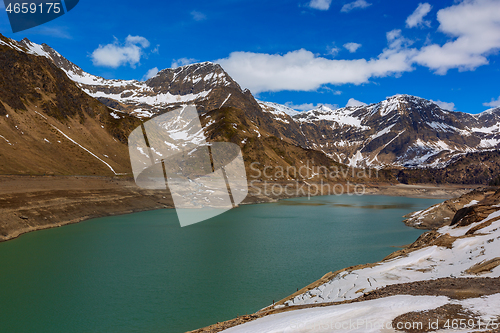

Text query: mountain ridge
(2, 34), (500, 175)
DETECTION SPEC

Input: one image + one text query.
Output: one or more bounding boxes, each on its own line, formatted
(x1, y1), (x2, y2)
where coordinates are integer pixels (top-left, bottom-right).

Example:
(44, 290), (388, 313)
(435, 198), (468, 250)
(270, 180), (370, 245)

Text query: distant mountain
(261, 95), (500, 169)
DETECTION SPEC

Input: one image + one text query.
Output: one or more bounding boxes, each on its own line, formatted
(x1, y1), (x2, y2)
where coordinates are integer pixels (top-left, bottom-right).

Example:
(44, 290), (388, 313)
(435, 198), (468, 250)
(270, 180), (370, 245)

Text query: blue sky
(1, 0), (500, 113)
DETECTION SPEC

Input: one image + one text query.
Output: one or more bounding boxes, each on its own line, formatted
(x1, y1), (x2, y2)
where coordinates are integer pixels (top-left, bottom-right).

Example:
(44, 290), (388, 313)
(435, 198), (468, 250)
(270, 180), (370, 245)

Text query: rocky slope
(0, 35), (141, 176)
(396, 150), (500, 186)
(403, 186), (499, 229)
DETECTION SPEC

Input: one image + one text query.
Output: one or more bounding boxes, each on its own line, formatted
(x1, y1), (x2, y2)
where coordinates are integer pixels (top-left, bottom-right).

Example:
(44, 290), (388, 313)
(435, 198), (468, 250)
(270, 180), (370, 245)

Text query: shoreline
(0, 175), (174, 242)
(0, 175), (475, 243)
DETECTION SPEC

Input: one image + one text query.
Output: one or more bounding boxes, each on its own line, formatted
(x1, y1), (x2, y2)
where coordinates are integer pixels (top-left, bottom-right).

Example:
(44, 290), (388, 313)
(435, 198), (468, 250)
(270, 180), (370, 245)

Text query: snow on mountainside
(258, 101), (300, 117)
(257, 101), (300, 124)
(295, 104), (369, 130)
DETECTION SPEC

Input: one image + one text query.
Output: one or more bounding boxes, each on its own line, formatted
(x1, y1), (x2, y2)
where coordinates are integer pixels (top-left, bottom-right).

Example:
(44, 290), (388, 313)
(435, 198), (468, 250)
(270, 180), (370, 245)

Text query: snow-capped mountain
(0, 34), (350, 182)
(3, 34), (500, 172)
(261, 95), (500, 168)
(14, 38), (252, 118)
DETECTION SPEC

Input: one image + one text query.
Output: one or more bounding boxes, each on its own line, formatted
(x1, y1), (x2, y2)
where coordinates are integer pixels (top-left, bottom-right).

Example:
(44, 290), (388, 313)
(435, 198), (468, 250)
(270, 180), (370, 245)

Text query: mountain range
(260, 96), (500, 168)
(1, 34), (499, 184)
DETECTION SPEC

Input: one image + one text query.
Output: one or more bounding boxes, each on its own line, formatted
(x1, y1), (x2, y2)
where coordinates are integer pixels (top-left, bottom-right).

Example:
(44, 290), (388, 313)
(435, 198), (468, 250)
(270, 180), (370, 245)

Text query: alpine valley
(1, 34), (500, 184)
(2, 33), (500, 333)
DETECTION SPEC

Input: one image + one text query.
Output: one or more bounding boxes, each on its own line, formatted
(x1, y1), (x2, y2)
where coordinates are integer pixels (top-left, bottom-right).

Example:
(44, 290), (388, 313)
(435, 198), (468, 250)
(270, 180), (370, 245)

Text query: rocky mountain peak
(145, 61), (241, 96)
(13, 36), (94, 85)
(366, 94), (437, 118)
(261, 93), (500, 169)
(472, 107), (500, 129)
(481, 106), (500, 115)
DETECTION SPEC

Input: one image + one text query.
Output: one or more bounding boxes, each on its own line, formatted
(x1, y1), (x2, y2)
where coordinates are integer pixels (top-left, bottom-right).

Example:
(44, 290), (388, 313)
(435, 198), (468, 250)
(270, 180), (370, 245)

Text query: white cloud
(216, 0), (500, 94)
(341, 0), (372, 13)
(483, 96), (500, 108)
(285, 102), (338, 111)
(171, 57), (197, 68)
(343, 42), (362, 53)
(346, 98), (367, 107)
(406, 3), (432, 28)
(191, 10), (206, 21)
(124, 35), (150, 48)
(151, 44), (160, 54)
(319, 87), (342, 95)
(386, 29), (414, 49)
(308, 0), (332, 10)
(216, 35), (417, 93)
(142, 67), (159, 81)
(413, 0), (500, 74)
(91, 35), (151, 68)
(431, 99), (456, 111)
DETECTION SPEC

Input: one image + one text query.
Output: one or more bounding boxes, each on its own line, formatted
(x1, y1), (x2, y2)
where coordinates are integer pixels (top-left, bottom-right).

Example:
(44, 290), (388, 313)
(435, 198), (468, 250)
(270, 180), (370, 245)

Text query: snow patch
(463, 200), (479, 208)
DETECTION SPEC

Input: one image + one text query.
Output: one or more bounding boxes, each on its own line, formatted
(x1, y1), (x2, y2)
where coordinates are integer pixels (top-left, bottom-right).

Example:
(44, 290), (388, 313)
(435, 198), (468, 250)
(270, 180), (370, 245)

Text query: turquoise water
(0, 195), (441, 333)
